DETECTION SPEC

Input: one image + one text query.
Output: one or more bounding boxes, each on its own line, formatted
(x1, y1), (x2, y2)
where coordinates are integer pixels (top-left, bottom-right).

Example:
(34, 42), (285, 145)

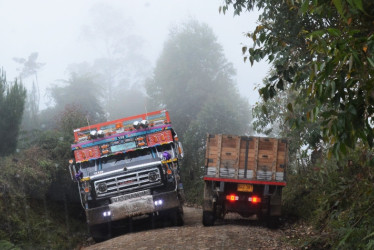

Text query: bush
(282, 148), (374, 249)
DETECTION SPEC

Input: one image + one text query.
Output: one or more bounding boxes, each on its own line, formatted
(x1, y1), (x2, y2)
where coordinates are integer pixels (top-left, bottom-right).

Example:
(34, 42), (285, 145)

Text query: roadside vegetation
(224, 0), (374, 248)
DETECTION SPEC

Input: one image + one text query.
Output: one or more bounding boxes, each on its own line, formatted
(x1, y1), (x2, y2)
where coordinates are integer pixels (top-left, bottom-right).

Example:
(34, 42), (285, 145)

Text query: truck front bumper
(86, 190), (180, 226)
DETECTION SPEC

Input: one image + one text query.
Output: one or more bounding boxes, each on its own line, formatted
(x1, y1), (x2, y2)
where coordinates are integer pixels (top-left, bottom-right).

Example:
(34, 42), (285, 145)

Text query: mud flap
(269, 188), (282, 216)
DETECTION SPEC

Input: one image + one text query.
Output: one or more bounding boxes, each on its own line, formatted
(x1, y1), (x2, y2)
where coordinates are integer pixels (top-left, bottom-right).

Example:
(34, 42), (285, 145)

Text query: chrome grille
(94, 167), (161, 198)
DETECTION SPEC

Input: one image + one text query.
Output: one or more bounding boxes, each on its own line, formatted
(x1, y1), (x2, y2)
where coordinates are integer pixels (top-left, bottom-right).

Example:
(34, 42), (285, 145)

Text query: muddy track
(81, 206), (295, 249)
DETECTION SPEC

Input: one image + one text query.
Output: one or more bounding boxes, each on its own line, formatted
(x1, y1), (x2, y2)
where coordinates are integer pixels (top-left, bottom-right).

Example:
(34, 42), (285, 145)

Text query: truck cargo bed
(204, 134), (287, 185)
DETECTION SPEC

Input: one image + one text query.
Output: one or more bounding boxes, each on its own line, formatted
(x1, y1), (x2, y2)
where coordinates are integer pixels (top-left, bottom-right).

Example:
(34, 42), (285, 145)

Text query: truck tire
(170, 208), (184, 226)
(89, 223), (111, 242)
(202, 211), (215, 226)
(266, 216), (280, 229)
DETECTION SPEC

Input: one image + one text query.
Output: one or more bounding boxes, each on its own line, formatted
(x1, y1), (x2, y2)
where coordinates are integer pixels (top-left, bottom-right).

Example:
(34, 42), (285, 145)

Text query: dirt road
(82, 206), (295, 250)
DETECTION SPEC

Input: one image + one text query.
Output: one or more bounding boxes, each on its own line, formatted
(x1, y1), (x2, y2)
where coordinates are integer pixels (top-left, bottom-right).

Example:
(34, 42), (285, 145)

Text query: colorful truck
(68, 110), (184, 241)
(202, 134), (288, 227)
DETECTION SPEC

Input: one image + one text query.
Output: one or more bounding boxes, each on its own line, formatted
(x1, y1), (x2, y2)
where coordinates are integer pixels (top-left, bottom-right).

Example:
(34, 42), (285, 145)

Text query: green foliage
(21, 82), (41, 131)
(0, 135), (86, 248)
(146, 19), (251, 202)
(0, 69), (27, 157)
(224, 0), (374, 157)
(0, 102), (90, 248)
(282, 147), (374, 248)
(0, 240), (20, 250)
(223, 1), (374, 248)
(56, 104), (89, 140)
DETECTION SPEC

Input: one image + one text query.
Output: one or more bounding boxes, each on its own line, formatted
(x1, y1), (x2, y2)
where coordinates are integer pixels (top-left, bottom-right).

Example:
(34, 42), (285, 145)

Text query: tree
(46, 72), (105, 127)
(222, 0), (374, 157)
(0, 69), (27, 156)
(252, 78), (323, 172)
(72, 3), (151, 118)
(146, 19), (249, 133)
(146, 20), (251, 201)
(14, 52), (45, 130)
(220, 2), (374, 248)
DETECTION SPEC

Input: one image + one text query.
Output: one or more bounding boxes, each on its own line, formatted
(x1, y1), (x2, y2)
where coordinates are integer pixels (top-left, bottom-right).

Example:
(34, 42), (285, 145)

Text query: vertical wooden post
(244, 138), (249, 179)
(234, 136), (241, 179)
(205, 134), (210, 176)
(272, 139), (279, 181)
(284, 139), (288, 181)
(253, 137), (259, 179)
(216, 134), (222, 178)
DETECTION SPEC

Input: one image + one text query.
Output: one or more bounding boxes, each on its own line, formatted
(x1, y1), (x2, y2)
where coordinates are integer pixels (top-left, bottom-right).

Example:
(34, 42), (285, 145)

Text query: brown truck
(202, 134), (288, 227)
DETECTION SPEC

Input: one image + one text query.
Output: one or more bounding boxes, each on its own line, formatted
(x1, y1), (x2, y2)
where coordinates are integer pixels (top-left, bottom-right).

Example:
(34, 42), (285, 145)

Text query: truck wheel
(170, 208), (184, 226)
(266, 216), (280, 229)
(89, 223), (111, 242)
(202, 211), (215, 226)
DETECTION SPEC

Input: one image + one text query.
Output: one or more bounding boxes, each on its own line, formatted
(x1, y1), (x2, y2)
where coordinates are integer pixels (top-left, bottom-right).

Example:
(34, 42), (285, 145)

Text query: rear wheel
(266, 216), (280, 229)
(202, 211), (215, 226)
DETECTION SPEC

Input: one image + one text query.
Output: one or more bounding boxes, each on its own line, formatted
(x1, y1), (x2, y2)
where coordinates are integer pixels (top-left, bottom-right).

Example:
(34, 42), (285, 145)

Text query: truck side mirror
(68, 164), (78, 183)
(178, 142), (184, 159)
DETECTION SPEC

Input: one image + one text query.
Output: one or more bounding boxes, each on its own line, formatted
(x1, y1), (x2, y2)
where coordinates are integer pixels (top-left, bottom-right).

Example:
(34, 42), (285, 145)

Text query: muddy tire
(266, 216), (280, 229)
(89, 223), (112, 242)
(170, 208), (184, 226)
(202, 211), (215, 226)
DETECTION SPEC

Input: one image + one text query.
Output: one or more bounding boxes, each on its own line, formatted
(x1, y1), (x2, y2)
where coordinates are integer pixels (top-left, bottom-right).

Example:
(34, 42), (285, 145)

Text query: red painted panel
(146, 130), (173, 147)
(74, 146), (101, 162)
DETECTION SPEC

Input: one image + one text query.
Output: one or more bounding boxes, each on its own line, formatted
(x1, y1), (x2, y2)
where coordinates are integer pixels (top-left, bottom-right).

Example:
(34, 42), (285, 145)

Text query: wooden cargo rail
(204, 134), (287, 186)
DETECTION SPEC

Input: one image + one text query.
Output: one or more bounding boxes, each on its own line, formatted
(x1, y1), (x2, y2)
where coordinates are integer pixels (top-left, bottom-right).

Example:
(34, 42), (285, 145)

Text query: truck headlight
(96, 183), (107, 193)
(148, 171), (158, 182)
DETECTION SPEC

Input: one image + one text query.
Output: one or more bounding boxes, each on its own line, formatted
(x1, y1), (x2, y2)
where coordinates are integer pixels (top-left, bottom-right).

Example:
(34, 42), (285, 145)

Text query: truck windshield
(78, 160), (96, 176)
(101, 149), (154, 170)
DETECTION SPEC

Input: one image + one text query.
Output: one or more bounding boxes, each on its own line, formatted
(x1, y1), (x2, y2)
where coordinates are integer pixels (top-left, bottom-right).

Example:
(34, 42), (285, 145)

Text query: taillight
(226, 194), (239, 201)
(248, 196), (261, 203)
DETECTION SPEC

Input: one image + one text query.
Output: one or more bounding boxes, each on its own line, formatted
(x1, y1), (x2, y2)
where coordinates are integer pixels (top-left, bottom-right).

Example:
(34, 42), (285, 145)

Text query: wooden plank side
(220, 153), (239, 161)
(205, 135), (287, 182)
(258, 138), (276, 150)
(219, 135), (240, 179)
(276, 140), (287, 173)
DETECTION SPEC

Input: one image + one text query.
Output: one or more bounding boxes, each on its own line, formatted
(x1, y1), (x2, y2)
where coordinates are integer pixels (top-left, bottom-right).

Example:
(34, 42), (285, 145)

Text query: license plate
(237, 184), (253, 192)
(111, 189), (151, 203)
(110, 195), (155, 220)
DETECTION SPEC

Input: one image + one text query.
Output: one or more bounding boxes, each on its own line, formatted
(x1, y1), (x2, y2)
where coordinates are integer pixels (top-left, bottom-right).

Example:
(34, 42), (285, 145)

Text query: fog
(0, 0), (269, 109)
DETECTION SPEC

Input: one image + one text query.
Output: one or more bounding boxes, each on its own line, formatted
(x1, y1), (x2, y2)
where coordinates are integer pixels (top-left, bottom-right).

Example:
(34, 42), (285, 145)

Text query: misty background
(0, 0), (268, 110)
